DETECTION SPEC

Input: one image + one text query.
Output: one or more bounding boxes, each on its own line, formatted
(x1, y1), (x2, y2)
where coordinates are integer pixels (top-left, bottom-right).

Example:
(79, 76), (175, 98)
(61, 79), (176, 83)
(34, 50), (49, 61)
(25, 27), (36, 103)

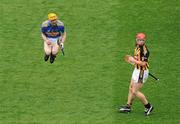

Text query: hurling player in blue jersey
(41, 13), (66, 63)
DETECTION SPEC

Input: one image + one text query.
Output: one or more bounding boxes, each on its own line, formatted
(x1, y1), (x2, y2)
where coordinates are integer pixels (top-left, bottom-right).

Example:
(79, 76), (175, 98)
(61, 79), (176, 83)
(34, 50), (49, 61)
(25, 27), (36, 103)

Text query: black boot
(144, 103), (154, 116)
(44, 54), (50, 61)
(119, 104), (131, 113)
(50, 54), (56, 64)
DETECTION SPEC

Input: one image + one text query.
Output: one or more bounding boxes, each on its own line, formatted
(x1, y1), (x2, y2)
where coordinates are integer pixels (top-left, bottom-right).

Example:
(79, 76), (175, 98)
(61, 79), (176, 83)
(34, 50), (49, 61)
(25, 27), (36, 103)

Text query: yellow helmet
(48, 13), (58, 21)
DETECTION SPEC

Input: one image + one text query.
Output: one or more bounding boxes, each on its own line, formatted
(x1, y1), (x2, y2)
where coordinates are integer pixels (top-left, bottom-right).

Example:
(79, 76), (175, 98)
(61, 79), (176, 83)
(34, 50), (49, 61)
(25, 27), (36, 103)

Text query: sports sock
(50, 54), (56, 63)
(44, 54), (50, 61)
(127, 104), (131, 108)
(144, 103), (151, 108)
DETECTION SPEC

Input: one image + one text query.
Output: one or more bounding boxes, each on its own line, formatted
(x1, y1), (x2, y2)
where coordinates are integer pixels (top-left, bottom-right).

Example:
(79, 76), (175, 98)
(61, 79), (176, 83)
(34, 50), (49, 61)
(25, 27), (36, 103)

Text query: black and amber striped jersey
(134, 45), (149, 70)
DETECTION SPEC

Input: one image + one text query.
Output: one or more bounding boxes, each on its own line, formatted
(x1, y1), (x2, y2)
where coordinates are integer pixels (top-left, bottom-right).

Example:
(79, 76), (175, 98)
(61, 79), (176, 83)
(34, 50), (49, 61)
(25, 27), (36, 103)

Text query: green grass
(0, 0), (180, 123)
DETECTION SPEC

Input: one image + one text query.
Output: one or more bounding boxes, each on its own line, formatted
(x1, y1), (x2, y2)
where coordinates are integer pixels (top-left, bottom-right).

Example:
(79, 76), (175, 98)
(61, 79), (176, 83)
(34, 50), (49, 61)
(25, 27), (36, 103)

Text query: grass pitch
(0, 0), (180, 123)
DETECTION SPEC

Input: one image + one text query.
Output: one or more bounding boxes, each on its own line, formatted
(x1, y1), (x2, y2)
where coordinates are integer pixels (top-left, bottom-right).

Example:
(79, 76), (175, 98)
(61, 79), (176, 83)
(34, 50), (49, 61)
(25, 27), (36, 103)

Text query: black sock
(127, 104), (131, 108)
(144, 103), (151, 108)
(51, 54), (56, 59)
(50, 54), (56, 63)
(44, 54), (50, 61)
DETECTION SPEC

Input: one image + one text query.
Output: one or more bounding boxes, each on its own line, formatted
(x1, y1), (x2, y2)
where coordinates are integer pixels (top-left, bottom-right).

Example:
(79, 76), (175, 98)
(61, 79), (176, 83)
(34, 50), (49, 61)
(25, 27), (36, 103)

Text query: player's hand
(60, 43), (64, 48)
(129, 56), (135, 63)
(46, 40), (51, 45)
(141, 62), (147, 66)
(134, 56), (138, 60)
(124, 55), (135, 65)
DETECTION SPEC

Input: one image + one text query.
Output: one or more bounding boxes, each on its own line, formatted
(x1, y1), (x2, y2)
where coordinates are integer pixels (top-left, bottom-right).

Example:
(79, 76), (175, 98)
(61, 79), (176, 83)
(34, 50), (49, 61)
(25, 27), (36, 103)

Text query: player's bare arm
(41, 33), (51, 45)
(133, 59), (147, 66)
(61, 31), (66, 43)
(124, 55), (147, 66)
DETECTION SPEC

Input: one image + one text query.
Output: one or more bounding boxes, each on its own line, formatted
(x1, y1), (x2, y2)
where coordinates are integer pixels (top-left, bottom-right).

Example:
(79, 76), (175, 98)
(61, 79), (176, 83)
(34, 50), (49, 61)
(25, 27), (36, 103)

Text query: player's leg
(50, 43), (59, 63)
(119, 81), (134, 113)
(120, 80), (136, 112)
(119, 68), (140, 113)
(127, 80), (136, 106)
(44, 42), (51, 61)
(127, 68), (142, 106)
(136, 89), (153, 116)
(119, 80), (142, 113)
(128, 81), (143, 105)
(136, 91), (148, 105)
(136, 70), (153, 116)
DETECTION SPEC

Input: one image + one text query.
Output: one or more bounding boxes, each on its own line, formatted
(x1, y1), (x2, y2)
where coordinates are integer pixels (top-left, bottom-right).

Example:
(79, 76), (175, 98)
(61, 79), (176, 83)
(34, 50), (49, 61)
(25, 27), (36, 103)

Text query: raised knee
(52, 49), (58, 55)
(45, 51), (51, 55)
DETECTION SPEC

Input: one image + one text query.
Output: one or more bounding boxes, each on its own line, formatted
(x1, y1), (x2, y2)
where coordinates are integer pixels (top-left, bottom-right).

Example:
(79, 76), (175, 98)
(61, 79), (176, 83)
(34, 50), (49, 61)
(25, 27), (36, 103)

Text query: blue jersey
(41, 20), (65, 38)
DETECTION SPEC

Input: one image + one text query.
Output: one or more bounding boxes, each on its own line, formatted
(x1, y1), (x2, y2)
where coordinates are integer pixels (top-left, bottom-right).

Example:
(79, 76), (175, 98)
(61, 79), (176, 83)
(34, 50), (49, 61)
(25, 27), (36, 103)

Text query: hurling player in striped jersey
(119, 33), (153, 116)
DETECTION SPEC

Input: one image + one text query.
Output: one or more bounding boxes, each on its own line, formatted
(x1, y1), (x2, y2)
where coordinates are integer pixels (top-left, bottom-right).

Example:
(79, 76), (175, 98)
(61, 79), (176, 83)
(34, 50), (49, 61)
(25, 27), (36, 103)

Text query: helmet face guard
(136, 39), (145, 44)
(48, 13), (58, 21)
(48, 13), (58, 25)
(136, 33), (146, 46)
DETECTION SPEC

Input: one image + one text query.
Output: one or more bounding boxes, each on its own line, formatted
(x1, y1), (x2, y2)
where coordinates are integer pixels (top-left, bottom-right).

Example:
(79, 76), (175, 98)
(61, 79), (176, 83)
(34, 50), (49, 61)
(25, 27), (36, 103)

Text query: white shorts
(47, 37), (59, 43)
(131, 68), (149, 83)
(45, 37), (61, 47)
(44, 37), (60, 54)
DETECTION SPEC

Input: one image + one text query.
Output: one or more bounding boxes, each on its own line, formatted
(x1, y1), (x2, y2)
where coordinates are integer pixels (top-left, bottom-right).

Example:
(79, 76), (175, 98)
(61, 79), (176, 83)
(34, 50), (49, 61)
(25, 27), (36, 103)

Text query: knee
(52, 49), (58, 55)
(44, 46), (51, 55)
(52, 51), (58, 55)
(45, 50), (51, 55)
(44, 47), (51, 55)
(131, 89), (137, 96)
